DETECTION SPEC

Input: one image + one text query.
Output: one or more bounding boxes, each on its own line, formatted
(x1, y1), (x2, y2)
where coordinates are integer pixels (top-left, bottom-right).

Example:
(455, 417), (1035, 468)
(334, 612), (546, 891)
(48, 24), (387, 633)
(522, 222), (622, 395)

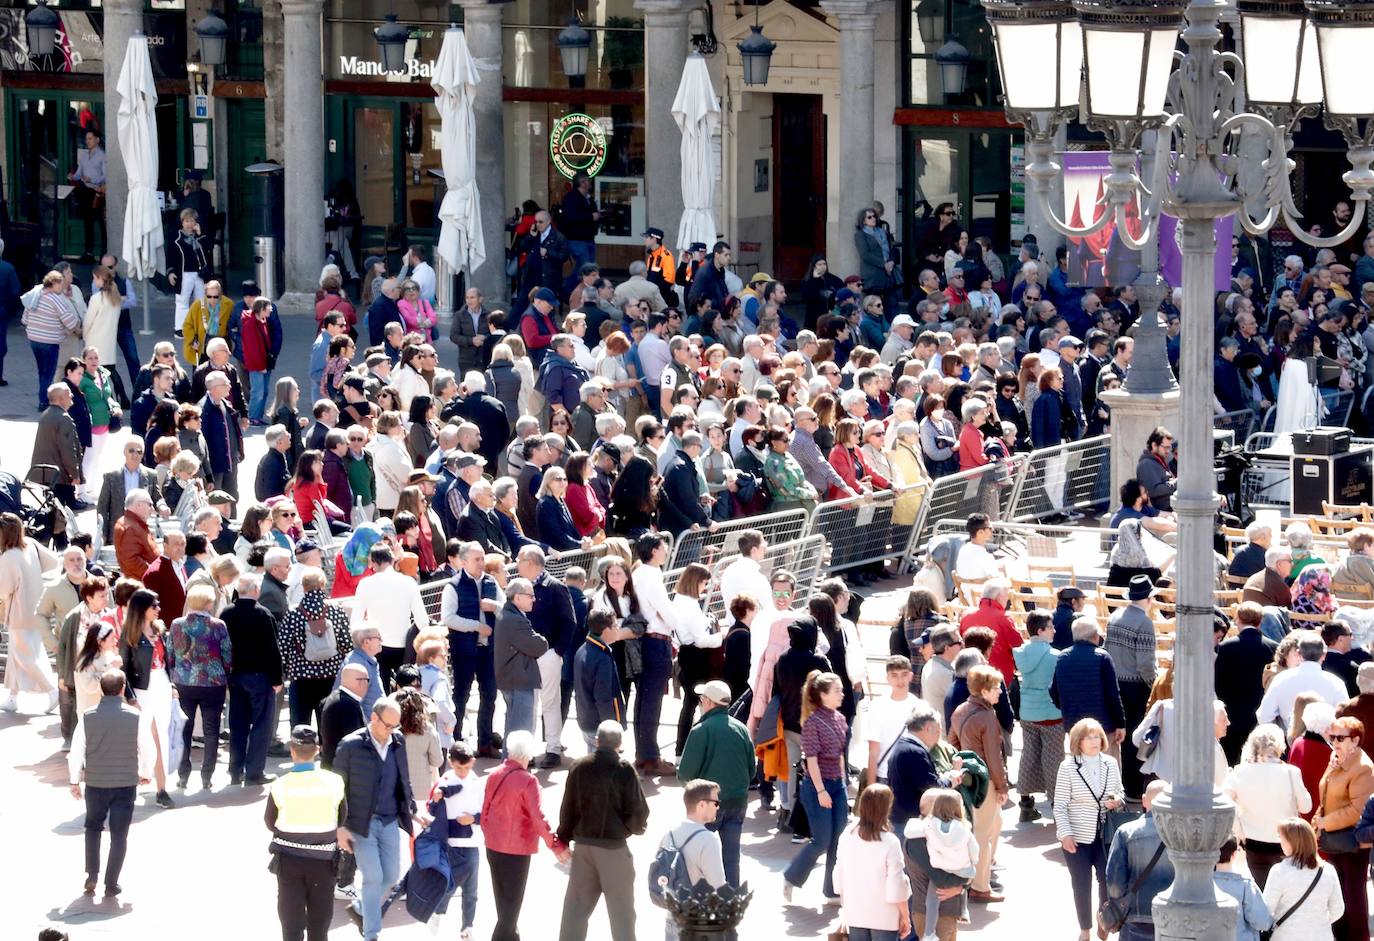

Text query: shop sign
(338, 54), (436, 79)
(550, 113), (608, 180)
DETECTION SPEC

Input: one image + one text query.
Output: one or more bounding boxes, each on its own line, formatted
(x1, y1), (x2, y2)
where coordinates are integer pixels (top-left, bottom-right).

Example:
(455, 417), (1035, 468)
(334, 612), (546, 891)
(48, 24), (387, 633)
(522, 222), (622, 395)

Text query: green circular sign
(550, 113), (608, 180)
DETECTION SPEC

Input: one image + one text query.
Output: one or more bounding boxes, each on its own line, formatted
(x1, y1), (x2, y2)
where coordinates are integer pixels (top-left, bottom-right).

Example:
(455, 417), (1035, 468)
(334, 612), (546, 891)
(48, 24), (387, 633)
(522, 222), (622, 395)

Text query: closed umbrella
(672, 53), (721, 253)
(116, 33), (162, 334)
(432, 26), (486, 281)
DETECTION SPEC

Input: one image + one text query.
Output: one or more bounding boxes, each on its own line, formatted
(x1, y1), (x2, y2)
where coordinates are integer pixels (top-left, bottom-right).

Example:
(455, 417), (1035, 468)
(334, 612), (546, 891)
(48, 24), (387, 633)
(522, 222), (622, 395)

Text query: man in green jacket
(676, 680), (755, 887)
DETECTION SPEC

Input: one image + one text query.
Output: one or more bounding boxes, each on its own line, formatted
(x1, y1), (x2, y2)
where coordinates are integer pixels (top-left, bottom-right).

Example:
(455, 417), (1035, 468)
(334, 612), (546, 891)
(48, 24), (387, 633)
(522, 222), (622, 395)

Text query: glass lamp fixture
(935, 35), (971, 97)
(1305, 0), (1374, 119)
(194, 9), (230, 68)
(25, 0), (59, 59)
(983, 0), (1082, 117)
(375, 14), (411, 74)
(1072, 0), (1186, 122)
(556, 17), (592, 82)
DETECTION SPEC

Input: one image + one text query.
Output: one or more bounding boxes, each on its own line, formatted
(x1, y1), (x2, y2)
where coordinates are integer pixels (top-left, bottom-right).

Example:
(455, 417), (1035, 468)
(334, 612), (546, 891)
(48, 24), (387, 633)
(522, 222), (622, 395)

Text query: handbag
(1259, 868), (1323, 941)
(826, 928), (849, 941)
(1096, 842), (1165, 935)
(1318, 827), (1360, 855)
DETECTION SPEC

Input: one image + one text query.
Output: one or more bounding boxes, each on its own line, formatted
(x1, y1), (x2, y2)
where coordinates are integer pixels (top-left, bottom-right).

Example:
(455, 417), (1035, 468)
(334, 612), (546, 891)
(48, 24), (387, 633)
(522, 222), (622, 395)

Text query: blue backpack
(647, 828), (706, 909)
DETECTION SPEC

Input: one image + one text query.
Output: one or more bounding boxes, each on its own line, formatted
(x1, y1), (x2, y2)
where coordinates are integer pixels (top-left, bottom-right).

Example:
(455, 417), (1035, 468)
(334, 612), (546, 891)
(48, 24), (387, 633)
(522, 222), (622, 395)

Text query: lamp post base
(1151, 790), (1237, 941)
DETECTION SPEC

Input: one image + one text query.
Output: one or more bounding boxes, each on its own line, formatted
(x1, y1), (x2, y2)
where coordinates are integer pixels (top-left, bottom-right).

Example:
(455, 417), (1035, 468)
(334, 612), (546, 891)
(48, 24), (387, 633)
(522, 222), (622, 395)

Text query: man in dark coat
(199, 371), (244, 500)
(657, 432), (710, 537)
(450, 287), (493, 374)
(255, 424), (293, 502)
(559, 173), (600, 268)
(456, 480), (513, 556)
(519, 211), (570, 303)
(366, 278), (403, 348)
(686, 241), (731, 312)
(319, 665), (369, 770)
(0, 240), (23, 386)
(451, 374), (510, 469)
(537, 335), (591, 420)
(1215, 337), (1247, 413)
(33, 383), (85, 509)
(886, 703), (944, 830)
(1049, 615), (1125, 740)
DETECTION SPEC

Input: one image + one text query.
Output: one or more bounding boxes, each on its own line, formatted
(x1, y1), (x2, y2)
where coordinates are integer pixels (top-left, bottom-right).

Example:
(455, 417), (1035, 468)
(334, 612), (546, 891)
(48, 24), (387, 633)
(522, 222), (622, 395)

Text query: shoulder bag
(1097, 842), (1165, 935)
(1259, 868), (1324, 941)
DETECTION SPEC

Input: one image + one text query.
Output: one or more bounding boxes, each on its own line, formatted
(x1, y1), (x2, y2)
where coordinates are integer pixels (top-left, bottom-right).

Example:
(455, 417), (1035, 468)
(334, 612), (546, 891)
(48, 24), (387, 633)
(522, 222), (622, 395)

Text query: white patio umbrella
(116, 33), (162, 334)
(672, 54), (721, 253)
(432, 26), (486, 281)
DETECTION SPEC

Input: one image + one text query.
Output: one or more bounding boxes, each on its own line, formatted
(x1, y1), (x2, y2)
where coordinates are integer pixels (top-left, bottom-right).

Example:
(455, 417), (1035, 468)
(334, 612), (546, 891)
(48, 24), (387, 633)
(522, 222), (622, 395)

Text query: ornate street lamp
(556, 17), (592, 84)
(194, 9), (230, 69)
(986, 2), (1374, 938)
(25, 0), (59, 60)
(915, 0), (943, 45)
(934, 34), (970, 97)
(982, 0), (1081, 135)
(737, 2), (775, 88)
(375, 13), (411, 74)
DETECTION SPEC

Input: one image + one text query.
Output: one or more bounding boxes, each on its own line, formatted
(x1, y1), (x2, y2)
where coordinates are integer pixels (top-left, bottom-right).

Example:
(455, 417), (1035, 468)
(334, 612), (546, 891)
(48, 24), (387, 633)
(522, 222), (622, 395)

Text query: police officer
(643, 227), (678, 308)
(265, 726), (348, 941)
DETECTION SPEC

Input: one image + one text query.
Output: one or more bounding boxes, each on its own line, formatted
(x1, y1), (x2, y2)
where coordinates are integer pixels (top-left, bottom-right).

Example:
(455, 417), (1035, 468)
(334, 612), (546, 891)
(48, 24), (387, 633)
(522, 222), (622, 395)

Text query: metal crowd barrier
(1214, 409), (1257, 442)
(909, 459), (1026, 559)
(1004, 435), (1112, 523)
(1323, 389), (1356, 427)
(700, 534), (828, 622)
(666, 508), (810, 570)
(807, 484), (927, 576)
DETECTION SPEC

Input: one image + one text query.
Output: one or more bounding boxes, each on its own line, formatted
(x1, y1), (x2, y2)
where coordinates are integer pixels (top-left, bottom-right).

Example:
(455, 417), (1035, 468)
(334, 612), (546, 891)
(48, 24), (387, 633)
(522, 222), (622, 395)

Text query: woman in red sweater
(564, 452), (605, 537)
(957, 397), (992, 473)
(290, 449), (343, 529)
(828, 417), (890, 499)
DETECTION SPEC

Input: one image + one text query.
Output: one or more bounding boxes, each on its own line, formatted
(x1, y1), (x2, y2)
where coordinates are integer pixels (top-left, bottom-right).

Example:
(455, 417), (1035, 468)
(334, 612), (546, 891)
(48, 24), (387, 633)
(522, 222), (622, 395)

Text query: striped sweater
(24, 292), (80, 344)
(1053, 753), (1125, 844)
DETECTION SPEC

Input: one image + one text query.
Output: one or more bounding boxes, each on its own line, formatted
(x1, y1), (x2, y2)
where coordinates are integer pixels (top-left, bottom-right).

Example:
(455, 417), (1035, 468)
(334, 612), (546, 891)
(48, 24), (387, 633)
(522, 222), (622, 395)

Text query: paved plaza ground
(0, 298), (1103, 940)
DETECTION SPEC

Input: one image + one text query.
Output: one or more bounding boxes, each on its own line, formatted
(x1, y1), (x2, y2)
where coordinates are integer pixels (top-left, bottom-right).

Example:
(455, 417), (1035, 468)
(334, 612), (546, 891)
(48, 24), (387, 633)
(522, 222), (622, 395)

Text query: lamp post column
(280, 0), (326, 311)
(1150, 4), (1237, 940)
(636, 0), (689, 246)
(820, 0), (878, 281)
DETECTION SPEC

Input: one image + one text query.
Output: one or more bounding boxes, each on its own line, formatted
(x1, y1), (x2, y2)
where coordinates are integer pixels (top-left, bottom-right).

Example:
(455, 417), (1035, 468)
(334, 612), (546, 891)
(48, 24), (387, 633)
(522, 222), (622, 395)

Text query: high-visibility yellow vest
(270, 768), (345, 837)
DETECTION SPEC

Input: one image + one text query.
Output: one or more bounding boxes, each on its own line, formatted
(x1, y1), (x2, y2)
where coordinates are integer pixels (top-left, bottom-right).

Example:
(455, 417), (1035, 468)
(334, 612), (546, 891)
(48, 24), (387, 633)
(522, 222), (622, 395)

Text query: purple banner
(1060, 152), (1230, 291)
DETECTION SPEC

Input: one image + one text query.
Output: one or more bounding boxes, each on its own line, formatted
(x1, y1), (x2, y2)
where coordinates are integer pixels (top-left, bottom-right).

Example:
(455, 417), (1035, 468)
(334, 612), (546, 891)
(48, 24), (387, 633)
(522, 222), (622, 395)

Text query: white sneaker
(460, 929), (473, 941)
(782, 881), (794, 904)
(333, 884), (357, 901)
(0, 693), (17, 712)
(428, 913), (444, 937)
(46, 689), (59, 714)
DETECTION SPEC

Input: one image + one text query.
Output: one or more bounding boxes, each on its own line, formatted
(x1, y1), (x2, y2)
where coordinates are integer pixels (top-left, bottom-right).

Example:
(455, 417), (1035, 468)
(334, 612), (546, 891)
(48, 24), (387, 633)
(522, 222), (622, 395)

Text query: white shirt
(436, 768), (486, 847)
(955, 541), (1001, 581)
(368, 435), (413, 511)
(866, 694), (916, 779)
(1256, 660), (1348, 727)
(671, 593), (722, 648)
(351, 567), (430, 649)
(719, 556), (776, 680)
(631, 563), (674, 639)
(405, 260), (437, 304)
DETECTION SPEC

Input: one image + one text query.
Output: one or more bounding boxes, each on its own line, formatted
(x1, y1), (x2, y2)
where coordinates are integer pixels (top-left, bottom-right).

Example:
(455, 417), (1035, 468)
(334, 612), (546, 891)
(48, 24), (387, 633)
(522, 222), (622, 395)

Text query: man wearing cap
(436, 453), (486, 539)
(266, 725), (347, 941)
(1052, 587), (1087, 650)
(561, 173), (601, 268)
(676, 677), (754, 887)
(643, 227), (678, 308)
(521, 287), (560, 368)
(1105, 575), (1159, 799)
(405, 468), (449, 564)
(675, 242), (707, 293)
(739, 272), (773, 326)
(1059, 335), (1086, 436)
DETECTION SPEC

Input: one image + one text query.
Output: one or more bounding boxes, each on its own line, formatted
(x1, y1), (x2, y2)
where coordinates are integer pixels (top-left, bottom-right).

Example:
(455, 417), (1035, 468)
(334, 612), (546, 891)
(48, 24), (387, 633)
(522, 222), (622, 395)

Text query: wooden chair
(1289, 610), (1333, 626)
(1332, 581), (1374, 602)
(1225, 574), (1249, 589)
(1324, 501), (1374, 522)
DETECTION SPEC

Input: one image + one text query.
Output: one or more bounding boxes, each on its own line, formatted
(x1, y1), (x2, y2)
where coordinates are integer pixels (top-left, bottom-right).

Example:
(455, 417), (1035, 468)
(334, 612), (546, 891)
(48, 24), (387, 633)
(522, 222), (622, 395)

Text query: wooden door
(772, 94), (826, 283)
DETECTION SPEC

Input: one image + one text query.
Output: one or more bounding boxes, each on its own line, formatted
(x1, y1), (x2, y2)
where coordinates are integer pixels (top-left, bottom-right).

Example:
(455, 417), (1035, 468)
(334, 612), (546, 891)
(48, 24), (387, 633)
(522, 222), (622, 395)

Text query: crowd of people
(7, 198), (1374, 941)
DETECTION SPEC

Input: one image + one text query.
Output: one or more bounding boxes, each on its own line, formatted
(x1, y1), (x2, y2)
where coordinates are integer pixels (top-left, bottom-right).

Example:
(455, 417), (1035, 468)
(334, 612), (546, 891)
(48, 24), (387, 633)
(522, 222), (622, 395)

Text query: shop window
(503, 18), (643, 91)
(904, 0), (998, 109)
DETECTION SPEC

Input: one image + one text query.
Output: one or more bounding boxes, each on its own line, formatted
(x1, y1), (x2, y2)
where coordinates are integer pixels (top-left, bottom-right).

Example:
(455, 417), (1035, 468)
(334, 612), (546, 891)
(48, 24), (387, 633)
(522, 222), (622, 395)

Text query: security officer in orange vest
(265, 725), (348, 941)
(643, 227), (678, 308)
(676, 241), (708, 293)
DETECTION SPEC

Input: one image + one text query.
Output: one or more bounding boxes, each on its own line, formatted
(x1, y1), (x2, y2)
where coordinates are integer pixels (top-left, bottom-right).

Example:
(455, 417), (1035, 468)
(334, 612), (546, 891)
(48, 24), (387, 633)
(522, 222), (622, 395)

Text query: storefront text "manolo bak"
(338, 56), (435, 78)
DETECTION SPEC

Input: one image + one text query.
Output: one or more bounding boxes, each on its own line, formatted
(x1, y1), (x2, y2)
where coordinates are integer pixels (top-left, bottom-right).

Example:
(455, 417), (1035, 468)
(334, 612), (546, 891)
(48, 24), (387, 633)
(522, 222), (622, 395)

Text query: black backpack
(647, 828), (706, 909)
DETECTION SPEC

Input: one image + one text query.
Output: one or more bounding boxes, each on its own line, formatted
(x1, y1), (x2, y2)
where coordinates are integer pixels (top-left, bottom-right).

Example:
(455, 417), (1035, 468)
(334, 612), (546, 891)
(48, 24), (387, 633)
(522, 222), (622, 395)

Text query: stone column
(820, 0), (878, 280)
(457, 0), (507, 304)
(262, 0), (286, 165)
(279, 0), (325, 311)
(636, 0), (689, 246)
(102, 0), (144, 262)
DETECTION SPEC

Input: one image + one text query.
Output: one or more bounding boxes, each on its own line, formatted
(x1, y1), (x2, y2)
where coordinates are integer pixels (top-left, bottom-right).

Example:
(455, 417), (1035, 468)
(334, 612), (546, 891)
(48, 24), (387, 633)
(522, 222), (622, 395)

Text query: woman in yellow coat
(888, 419), (929, 527)
(181, 279), (235, 363)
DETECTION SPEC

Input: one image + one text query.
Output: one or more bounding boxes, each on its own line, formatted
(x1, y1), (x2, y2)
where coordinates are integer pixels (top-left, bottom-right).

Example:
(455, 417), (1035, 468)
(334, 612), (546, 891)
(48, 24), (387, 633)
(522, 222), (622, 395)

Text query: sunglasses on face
(158, 352), (175, 359)
(1331, 734), (1354, 742)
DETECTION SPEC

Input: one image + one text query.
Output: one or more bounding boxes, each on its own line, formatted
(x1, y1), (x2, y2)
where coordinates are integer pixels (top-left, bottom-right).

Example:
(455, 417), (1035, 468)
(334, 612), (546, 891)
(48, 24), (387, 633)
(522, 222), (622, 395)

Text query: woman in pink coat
(398, 279), (437, 339)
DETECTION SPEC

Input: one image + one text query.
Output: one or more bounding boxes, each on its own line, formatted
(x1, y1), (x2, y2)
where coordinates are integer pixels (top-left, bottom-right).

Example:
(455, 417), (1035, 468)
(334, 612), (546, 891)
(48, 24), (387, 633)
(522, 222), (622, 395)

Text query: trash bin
(254, 235), (279, 301)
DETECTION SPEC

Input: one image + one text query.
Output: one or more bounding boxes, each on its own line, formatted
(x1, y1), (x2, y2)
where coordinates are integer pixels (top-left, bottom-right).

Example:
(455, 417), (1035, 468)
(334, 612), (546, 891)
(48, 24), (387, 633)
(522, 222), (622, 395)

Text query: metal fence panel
(911, 460), (1027, 556)
(667, 508), (811, 570)
(1004, 436), (1112, 523)
(700, 535), (827, 622)
(807, 484), (927, 576)
(1214, 409), (1256, 442)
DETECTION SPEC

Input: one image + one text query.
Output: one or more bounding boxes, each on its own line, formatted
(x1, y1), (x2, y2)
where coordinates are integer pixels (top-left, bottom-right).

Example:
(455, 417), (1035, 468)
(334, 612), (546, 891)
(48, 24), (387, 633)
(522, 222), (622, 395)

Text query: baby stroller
(1, 466), (77, 549)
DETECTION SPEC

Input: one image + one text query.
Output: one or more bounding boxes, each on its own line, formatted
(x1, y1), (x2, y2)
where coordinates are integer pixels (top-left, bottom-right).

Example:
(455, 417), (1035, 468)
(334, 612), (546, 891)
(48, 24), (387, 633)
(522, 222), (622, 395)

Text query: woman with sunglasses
(398, 278), (438, 341)
(1315, 716), (1374, 941)
(119, 587), (175, 808)
(133, 342), (191, 402)
(855, 207), (897, 307)
(175, 403), (213, 487)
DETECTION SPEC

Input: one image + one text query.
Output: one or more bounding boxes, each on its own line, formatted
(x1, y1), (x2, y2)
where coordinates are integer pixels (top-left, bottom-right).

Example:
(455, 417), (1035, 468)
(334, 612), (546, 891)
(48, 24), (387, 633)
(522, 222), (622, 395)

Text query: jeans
(633, 635), (671, 762)
(452, 641), (497, 749)
(117, 321), (140, 393)
(850, 930), (899, 941)
(435, 845), (480, 928)
(784, 776), (848, 896)
(708, 800), (746, 887)
(0, 304), (12, 381)
(353, 815), (401, 940)
(177, 683), (227, 779)
(84, 784), (136, 886)
(1064, 836), (1108, 931)
(487, 848), (531, 941)
(503, 688), (536, 741)
(228, 671), (275, 779)
(567, 239), (596, 269)
(248, 369), (272, 422)
(289, 677), (334, 729)
(31, 341), (59, 410)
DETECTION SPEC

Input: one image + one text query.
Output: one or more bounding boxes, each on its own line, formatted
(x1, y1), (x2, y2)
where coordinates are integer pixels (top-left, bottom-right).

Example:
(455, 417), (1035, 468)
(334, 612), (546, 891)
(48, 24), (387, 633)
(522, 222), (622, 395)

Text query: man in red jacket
(959, 578), (1022, 682)
(141, 531), (189, 620)
(240, 297), (276, 426)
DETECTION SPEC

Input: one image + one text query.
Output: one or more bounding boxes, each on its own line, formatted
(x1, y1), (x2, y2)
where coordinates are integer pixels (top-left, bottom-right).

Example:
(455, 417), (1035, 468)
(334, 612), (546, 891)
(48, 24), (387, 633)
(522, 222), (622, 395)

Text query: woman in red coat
(482, 731), (568, 940)
(289, 449), (343, 530)
(240, 300), (275, 425)
(828, 417), (890, 500)
(1288, 698), (1335, 822)
(958, 397), (992, 473)
(564, 452), (605, 537)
